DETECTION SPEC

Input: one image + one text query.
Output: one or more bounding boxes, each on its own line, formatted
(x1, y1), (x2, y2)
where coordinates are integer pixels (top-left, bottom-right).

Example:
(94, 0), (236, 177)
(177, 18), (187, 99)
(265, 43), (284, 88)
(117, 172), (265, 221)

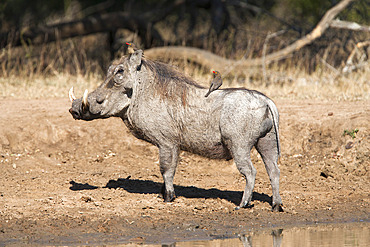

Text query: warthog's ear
(129, 50), (143, 71)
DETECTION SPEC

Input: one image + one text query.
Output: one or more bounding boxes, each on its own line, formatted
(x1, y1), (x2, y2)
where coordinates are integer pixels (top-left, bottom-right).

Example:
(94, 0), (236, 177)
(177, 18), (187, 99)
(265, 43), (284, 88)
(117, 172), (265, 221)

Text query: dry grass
(1, 65), (368, 101)
(181, 58), (370, 101)
(0, 34), (369, 101)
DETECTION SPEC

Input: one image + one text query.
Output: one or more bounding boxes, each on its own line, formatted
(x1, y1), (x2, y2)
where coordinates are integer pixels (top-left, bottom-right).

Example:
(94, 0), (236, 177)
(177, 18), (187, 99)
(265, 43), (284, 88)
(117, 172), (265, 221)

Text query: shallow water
(124, 222), (369, 247)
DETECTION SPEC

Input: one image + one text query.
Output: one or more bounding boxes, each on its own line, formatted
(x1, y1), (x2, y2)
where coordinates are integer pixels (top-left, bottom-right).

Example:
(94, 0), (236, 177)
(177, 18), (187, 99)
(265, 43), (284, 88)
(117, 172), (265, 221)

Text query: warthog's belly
(180, 141), (232, 160)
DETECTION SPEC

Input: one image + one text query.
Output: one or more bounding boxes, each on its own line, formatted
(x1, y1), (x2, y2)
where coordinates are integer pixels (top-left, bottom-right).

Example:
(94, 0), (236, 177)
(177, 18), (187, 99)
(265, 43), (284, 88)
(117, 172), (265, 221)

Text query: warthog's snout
(69, 105), (81, 120)
(69, 97), (85, 120)
(68, 86), (129, 121)
(68, 87), (91, 120)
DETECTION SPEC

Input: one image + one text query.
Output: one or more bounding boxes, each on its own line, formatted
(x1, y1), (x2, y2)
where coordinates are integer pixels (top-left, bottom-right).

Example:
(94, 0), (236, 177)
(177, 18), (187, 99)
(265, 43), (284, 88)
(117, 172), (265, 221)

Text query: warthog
(69, 50), (283, 211)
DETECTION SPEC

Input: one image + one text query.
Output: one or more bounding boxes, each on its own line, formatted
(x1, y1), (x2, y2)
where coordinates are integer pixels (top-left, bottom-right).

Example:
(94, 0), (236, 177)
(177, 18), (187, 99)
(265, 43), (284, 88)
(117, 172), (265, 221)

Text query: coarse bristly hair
(141, 58), (204, 106)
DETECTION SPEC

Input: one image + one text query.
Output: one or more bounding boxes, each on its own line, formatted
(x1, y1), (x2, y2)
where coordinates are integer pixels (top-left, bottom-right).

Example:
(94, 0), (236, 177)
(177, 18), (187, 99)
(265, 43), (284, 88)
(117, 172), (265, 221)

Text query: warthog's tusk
(69, 87), (76, 102)
(82, 89), (89, 110)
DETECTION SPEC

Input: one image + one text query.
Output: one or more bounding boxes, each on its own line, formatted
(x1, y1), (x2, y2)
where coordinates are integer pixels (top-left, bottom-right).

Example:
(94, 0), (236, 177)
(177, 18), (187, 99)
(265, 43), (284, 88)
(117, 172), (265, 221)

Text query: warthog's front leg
(159, 144), (180, 202)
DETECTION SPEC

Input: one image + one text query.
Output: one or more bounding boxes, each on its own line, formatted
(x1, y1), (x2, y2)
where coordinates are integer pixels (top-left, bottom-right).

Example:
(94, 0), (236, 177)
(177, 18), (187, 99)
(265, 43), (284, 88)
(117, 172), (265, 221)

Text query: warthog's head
(69, 50), (144, 121)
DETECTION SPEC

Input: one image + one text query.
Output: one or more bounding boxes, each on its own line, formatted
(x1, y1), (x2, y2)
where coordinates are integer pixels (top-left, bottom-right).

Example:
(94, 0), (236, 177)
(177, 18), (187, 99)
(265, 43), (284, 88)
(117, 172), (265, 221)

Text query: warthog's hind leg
(256, 133), (283, 212)
(159, 144), (179, 202)
(230, 142), (256, 210)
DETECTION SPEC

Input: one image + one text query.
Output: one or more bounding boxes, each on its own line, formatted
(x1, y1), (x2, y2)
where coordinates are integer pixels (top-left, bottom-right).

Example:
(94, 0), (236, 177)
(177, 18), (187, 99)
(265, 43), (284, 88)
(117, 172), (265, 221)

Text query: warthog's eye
(114, 68), (124, 83)
(116, 68), (124, 74)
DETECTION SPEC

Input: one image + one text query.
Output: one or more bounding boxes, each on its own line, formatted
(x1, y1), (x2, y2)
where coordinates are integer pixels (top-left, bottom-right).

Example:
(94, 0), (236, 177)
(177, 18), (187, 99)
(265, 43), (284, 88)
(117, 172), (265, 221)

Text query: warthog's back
(139, 88), (275, 160)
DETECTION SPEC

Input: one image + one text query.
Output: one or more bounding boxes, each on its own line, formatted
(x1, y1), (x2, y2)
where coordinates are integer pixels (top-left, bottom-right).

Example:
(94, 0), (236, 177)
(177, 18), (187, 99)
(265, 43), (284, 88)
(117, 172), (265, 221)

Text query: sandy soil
(0, 98), (369, 245)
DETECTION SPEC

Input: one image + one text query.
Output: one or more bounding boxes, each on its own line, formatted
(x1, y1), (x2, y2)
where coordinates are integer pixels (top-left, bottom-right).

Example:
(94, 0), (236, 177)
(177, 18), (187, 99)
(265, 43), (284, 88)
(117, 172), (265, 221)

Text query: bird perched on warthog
(126, 42), (138, 55)
(69, 49), (283, 212)
(205, 70), (223, 97)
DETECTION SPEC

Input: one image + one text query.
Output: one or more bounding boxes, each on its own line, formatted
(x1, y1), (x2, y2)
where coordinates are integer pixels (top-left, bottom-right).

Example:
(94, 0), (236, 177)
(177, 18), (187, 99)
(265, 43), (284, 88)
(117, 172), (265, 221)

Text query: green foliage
(285, 0), (334, 28)
(284, 0), (369, 29)
(343, 129), (359, 139)
(340, 0), (370, 25)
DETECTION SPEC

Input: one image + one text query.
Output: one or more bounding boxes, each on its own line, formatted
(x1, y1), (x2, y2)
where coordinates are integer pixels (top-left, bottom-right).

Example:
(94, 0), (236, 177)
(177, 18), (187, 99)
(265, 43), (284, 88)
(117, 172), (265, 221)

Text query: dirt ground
(0, 98), (369, 245)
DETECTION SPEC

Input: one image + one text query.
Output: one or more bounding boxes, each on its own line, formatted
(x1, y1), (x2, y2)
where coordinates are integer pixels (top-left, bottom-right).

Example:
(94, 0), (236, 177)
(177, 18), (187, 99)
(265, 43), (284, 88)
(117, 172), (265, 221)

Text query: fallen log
(0, 11), (163, 48)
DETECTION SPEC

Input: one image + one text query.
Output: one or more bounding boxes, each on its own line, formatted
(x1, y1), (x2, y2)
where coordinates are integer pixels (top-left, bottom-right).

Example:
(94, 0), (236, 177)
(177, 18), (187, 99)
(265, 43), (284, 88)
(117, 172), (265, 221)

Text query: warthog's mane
(141, 58), (205, 106)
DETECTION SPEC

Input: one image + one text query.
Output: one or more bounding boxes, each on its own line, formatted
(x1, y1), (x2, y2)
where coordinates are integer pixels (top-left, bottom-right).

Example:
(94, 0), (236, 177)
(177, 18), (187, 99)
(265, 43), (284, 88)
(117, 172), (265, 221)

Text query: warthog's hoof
(272, 203), (284, 212)
(163, 191), (176, 202)
(160, 185), (176, 202)
(163, 192), (176, 202)
(235, 202), (253, 211)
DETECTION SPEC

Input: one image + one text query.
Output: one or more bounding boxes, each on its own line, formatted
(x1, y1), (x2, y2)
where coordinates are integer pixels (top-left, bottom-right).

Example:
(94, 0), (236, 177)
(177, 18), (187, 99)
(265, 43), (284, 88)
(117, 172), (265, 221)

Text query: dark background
(0, 0), (369, 75)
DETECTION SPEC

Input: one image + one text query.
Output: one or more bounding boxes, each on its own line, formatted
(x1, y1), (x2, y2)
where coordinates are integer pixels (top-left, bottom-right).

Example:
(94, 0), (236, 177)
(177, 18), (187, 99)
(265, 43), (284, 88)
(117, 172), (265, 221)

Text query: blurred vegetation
(1, 0), (368, 32)
(285, 0), (369, 29)
(0, 0), (369, 78)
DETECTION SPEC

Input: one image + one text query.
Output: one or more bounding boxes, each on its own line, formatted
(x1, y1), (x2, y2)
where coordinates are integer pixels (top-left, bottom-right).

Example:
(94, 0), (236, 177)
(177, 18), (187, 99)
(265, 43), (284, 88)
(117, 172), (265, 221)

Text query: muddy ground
(0, 98), (369, 245)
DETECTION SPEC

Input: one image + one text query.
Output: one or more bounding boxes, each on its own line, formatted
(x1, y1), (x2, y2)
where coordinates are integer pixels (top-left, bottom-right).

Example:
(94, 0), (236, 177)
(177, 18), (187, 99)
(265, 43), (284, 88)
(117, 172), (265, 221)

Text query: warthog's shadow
(69, 178), (272, 206)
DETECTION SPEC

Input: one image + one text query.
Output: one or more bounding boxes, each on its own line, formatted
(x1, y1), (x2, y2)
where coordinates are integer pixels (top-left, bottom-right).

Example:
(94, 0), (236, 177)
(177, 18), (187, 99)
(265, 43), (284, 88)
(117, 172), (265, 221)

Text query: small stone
(95, 156), (104, 162)
(81, 196), (93, 203)
(320, 171), (328, 178)
(130, 236), (145, 243)
(345, 141), (354, 149)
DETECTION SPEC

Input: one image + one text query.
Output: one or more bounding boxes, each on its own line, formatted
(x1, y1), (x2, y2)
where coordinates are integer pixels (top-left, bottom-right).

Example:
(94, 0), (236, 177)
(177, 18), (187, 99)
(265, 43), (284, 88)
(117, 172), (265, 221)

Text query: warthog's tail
(266, 100), (281, 157)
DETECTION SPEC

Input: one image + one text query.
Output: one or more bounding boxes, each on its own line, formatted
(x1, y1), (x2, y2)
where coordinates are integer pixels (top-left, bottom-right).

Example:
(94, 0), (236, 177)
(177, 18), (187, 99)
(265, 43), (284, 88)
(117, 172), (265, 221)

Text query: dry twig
(343, 40), (370, 73)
